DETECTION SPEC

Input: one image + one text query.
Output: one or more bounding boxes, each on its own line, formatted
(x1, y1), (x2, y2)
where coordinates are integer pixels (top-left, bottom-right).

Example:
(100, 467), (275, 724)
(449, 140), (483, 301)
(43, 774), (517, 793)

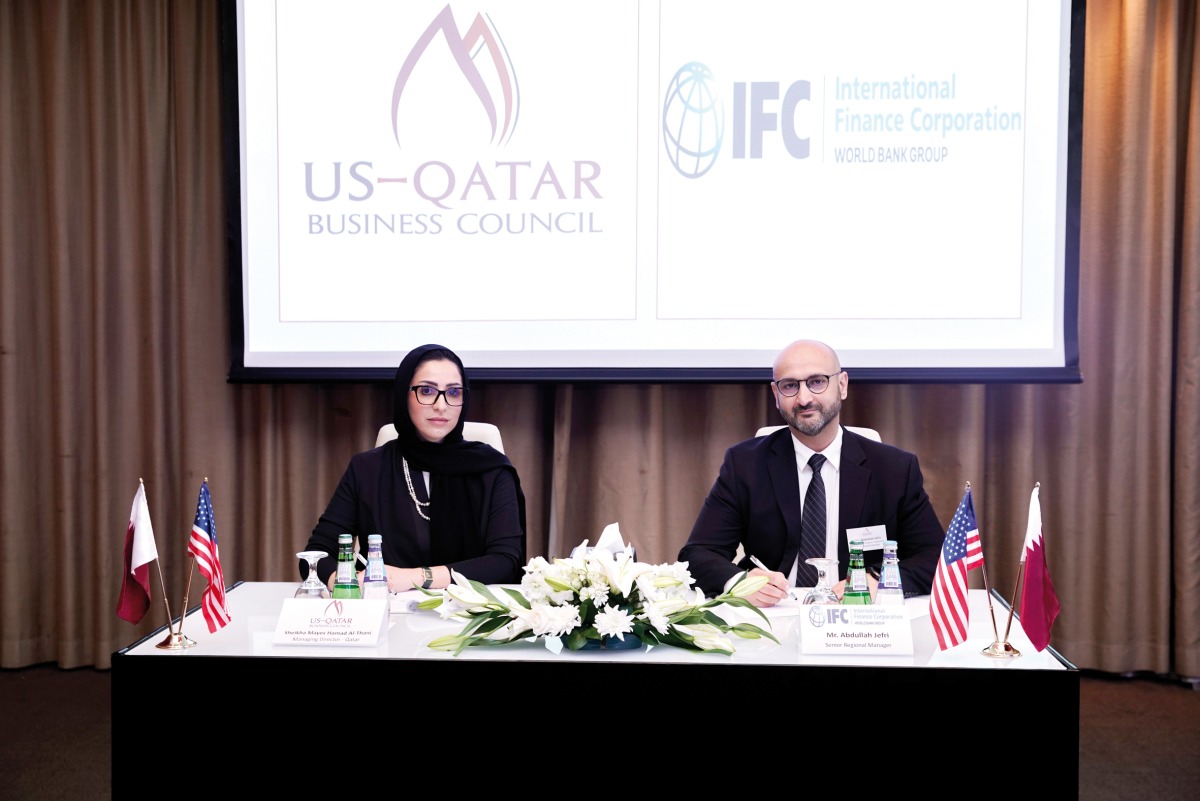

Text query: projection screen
(221, 0), (1084, 383)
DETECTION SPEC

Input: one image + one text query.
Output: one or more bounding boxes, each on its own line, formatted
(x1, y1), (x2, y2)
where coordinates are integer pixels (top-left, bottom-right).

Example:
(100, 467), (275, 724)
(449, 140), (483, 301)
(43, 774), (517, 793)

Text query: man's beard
(781, 396), (842, 437)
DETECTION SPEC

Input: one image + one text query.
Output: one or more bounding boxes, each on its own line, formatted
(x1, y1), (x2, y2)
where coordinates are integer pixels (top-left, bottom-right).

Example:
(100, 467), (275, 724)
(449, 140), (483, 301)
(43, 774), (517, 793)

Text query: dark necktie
(796, 453), (827, 587)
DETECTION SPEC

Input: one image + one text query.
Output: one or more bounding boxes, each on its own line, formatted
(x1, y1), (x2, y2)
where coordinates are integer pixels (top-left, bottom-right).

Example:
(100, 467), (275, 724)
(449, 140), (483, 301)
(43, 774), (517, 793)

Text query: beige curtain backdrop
(1, 1), (1197, 675)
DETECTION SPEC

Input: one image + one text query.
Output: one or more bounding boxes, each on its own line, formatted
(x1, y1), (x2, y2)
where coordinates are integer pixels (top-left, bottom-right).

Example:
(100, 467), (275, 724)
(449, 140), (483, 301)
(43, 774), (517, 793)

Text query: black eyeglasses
(772, 371), (843, 396)
(409, 385), (467, 406)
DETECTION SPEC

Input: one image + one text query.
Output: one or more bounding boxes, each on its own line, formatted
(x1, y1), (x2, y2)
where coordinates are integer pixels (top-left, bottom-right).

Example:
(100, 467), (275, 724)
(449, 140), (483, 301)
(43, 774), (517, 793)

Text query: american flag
(188, 481), (230, 632)
(929, 488), (984, 650)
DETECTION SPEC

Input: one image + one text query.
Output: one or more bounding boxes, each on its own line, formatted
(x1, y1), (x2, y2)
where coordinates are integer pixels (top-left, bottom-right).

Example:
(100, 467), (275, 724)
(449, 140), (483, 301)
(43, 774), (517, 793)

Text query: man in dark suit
(679, 339), (945, 606)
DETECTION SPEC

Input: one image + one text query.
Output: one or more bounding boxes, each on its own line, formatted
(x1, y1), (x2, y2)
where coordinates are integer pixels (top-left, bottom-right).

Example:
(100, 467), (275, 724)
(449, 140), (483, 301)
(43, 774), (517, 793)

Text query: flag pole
(177, 553), (197, 638)
(152, 561), (176, 636)
(156, 566), (197, 649)
(1005, 481), (1043, 646)
(987, 497), (1032, 660)
(1000, 562), (1025, 646)
(965, 482), (1000, 634)
(155, 481), (199, 651)
(139, 478), (177, 636)
(975, 482), (1019, 658)
(981, 560), (1021, 658)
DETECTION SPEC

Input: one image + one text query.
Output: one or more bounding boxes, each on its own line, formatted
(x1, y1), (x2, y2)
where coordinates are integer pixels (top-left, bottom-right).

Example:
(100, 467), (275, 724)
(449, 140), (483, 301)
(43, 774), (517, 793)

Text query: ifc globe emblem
(662, 62), (724, 178)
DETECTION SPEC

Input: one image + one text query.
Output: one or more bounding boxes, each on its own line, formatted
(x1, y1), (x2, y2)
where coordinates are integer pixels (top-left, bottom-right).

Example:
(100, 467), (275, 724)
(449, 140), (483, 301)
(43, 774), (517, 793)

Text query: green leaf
(472, 615), (517, 637)
(650, 631), (697, 650)
(694, 609), (732, 628)
(666, 609), (708, 626)
(500, 586), (532, 609)
(456, 576), (514, 609)
(729, 622), (780, 643)
(457, 611), (507, 637)
(704, 594), (772, 625)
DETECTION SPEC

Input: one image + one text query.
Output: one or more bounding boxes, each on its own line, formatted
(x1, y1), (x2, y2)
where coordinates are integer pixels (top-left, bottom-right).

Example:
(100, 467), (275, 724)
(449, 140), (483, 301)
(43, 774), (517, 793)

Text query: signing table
(113, 582), (1077, 791)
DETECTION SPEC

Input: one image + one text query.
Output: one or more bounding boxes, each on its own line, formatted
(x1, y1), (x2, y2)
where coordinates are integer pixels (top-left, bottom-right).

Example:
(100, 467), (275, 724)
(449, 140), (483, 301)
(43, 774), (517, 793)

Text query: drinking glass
(800, 557), (840, 605)
(295, 550), (331, 599)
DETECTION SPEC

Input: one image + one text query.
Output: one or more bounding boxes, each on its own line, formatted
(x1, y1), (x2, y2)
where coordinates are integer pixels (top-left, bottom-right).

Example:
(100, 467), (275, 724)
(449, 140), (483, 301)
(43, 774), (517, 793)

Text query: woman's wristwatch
(420, 566), (433, 589)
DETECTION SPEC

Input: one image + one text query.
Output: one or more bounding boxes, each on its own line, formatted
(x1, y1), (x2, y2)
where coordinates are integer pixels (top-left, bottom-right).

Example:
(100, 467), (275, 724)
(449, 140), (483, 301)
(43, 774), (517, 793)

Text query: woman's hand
(385, 565), (450, 591)
(386, 565), (425, 592)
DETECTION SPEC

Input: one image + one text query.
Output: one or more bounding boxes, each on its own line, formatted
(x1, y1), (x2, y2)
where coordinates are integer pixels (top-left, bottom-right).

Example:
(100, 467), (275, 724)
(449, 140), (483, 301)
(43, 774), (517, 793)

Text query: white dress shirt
(787, 425), (843, 586)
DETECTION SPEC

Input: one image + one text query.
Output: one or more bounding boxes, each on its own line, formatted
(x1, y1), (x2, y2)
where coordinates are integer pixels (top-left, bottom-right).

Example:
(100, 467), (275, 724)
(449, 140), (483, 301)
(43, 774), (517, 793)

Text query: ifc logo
(662, 62), (724, 178)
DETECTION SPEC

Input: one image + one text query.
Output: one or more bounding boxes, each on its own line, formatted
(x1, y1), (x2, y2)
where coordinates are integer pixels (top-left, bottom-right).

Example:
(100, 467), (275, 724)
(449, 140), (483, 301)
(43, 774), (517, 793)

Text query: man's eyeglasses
(772, 371), (843, 396)
(409, 385), (467, 406)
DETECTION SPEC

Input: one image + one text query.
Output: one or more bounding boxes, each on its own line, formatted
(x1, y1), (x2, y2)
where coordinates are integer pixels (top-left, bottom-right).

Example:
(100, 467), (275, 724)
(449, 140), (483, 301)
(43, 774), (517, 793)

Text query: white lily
(729, 572), (769, 598)
(640, 597), (689, 634)
(594, 549), (651, 598)
(672, 622), (733, 653)
(443, 574), (494, 611)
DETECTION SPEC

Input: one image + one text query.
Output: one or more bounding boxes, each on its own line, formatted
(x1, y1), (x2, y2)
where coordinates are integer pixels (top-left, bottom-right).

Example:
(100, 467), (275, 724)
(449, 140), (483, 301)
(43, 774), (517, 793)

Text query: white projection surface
(226, 0), (1082, 381)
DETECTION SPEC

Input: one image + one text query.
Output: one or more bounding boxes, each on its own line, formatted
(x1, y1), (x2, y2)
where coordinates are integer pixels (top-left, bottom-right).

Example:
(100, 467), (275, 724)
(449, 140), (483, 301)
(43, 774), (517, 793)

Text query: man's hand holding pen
(747, 555), (791, 607)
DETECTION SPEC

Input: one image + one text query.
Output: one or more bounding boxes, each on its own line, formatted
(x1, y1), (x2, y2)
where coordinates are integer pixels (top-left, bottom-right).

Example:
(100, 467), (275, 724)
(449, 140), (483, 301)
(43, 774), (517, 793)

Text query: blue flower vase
(581, 634), (643, 650)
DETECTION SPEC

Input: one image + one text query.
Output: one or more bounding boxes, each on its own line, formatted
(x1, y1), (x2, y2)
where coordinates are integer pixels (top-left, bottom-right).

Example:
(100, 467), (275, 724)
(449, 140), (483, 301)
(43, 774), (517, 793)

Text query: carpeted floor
(0, 664), (1197, 800)
(1075, 670), (1200, 799)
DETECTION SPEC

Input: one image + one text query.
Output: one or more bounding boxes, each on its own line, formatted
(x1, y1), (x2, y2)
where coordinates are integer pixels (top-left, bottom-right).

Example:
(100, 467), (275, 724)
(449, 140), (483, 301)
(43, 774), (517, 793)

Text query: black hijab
(378, 344), (526, 569)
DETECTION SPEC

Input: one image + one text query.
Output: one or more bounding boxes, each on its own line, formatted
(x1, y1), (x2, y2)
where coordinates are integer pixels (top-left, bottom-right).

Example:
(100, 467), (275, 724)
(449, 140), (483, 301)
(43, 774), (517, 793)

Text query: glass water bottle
(361, 533), (389, 601)
(876, 539), (904, 604)
(332, 533), (361, 599)
(841, 540), (872, 604)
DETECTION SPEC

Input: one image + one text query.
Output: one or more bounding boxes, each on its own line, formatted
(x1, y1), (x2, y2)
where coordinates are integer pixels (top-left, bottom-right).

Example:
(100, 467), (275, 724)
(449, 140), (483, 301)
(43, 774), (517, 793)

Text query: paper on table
(388, 589), (430, 614)
(572, 521), (636, 559)
(593, 521), (625, 553)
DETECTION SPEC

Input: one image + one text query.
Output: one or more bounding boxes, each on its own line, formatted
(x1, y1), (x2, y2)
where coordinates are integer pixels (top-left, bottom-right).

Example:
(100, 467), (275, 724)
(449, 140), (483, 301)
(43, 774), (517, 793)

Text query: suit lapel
(838, 430), (870, 570)
(766, 430), (804, 571)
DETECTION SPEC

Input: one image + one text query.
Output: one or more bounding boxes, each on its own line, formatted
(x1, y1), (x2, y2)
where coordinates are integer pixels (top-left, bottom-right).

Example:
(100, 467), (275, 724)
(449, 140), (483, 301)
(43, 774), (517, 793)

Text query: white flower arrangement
(422, 527), (778, 656)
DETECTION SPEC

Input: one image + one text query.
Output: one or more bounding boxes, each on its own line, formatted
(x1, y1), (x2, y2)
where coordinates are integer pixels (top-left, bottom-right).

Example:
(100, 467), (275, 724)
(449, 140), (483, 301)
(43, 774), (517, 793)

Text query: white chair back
(375, 421), (505, 453)
(754, 424), (882, 442)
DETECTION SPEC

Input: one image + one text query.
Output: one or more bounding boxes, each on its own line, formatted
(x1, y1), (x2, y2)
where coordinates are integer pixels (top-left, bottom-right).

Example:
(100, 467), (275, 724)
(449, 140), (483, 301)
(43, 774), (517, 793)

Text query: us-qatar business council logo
(662, 61), (812, 179)
(305, 4), (604, 238)
(391, 4), (520, 151)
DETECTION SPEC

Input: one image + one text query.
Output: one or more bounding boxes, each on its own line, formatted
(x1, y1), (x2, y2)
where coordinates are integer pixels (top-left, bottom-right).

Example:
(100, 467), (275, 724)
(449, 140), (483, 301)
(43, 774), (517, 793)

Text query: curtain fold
(1, 0), (1197, 675)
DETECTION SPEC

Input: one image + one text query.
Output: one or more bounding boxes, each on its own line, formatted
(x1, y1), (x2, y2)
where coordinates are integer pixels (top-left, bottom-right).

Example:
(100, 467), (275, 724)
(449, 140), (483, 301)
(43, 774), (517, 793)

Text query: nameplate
(799, 604), (914, 655)
(272, 598), (389, 647)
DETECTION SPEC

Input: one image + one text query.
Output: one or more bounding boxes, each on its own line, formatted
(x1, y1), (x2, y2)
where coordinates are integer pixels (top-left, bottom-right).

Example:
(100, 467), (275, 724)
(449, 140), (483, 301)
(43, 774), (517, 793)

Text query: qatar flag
(116, 482), (159, 624)
(1019, 485), (1060, 652)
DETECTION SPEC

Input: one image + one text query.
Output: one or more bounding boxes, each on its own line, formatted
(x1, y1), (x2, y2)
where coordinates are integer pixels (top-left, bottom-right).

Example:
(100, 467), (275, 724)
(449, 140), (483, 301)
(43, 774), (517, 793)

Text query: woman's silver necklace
(402, 457), (431, 521)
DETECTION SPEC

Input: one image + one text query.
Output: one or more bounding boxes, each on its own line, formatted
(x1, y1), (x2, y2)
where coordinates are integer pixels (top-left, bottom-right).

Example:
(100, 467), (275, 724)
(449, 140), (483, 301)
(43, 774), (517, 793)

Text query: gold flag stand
(152, 565), (196, 649)
(979, 482), (1040, 659)
(155, 630), (197, 650)
(158, 539), (200, 650)
(154, 478), (201, 650)
(983, 639), (1021, 658)
(958, 480), (1021, 659)
(984, 546), (1027, 659)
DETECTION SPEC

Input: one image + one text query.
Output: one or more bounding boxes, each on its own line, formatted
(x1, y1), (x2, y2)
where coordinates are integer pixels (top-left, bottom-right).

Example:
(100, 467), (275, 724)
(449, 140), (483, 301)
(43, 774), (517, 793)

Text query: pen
(750, 554), (796, 600)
